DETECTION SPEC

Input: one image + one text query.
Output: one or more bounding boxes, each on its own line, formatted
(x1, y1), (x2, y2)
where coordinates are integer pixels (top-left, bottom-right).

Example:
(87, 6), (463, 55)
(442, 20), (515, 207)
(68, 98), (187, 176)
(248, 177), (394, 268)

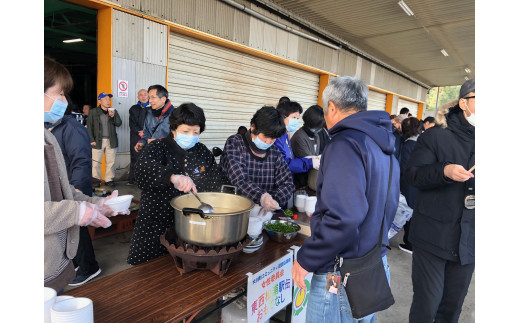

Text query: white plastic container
(304, 196), (317, 217)
(104, 195), (133, 212)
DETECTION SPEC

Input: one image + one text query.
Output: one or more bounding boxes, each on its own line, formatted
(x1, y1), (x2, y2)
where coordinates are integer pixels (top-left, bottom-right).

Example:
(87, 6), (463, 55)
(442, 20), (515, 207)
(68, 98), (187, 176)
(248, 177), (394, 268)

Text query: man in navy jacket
(292, 76), (400, 322)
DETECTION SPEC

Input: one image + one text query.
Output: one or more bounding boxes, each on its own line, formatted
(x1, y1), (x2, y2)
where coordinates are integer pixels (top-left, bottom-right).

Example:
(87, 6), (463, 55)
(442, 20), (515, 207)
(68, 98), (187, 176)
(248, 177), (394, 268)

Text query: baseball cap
(459, 78), (475, 99)
(98, 92), (113, 100)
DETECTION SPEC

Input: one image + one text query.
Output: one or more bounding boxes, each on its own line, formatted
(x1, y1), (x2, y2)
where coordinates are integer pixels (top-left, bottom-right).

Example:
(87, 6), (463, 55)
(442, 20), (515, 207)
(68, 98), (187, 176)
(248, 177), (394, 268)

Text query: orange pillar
(417, 102), (424, 120)
(97, 7), (113, 180)
(317, 74), (330, 107)
(385, 93), (394, 115)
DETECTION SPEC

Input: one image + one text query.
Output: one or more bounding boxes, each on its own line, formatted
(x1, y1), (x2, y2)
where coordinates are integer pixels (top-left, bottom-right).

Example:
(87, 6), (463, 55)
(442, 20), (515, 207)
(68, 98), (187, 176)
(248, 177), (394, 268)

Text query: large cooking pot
(308, 169), (318, 191)
(170, 186), (255, 246)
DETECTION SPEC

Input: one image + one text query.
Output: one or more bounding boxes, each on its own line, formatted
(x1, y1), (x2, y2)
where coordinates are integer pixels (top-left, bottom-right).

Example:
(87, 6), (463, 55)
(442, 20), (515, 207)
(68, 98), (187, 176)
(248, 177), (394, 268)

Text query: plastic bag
(388, 193), (413, 239)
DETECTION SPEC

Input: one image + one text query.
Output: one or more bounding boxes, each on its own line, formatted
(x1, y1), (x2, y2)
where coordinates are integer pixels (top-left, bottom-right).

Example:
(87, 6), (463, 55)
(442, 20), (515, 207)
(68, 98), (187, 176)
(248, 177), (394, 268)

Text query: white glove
(260, 193), (279, 212)
(171, 174), (197, 193)
(311, 156), (320, 170)
(77, 202), (112, 228)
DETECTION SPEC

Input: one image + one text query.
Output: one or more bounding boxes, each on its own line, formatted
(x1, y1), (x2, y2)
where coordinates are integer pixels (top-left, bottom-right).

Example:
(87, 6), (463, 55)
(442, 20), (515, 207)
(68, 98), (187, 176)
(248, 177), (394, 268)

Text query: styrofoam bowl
(104, 195), (133, 212)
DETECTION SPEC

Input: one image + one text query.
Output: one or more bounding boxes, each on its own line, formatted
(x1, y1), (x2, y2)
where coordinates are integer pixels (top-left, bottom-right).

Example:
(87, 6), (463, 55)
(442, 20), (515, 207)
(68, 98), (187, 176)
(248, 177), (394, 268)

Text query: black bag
(336, 156), (395, 319)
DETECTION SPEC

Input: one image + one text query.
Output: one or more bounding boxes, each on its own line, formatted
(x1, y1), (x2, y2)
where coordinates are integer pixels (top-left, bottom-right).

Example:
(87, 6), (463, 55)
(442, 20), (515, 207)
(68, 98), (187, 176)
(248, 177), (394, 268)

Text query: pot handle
(182, 207), (207, 219)
(221, 185), (237, 194)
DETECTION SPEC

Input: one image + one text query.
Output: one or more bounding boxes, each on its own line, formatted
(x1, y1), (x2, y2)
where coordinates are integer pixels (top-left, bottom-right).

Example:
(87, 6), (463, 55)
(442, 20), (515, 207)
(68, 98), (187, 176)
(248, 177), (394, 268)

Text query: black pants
(409, 246), (474, 323)
(129, 138), (142, 182)
(403, 220), (412, 247)
(72, 226), (99, 276)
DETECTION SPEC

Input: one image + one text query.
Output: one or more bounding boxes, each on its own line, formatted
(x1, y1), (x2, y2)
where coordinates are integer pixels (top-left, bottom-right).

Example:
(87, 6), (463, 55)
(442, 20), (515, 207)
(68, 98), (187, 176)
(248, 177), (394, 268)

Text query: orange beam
(317, 74), (330, 107)
(97, 7), (113, 180)
(385, 93), (394, 115)
(417, 102), (424, 120)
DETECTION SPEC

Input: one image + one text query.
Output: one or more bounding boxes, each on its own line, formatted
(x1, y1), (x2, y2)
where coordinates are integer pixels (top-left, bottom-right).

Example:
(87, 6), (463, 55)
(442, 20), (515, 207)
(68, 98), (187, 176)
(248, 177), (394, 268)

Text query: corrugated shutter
(168, 32), (320, 152)
(367, 90), (387, 111)
(397, 98), (419, 118)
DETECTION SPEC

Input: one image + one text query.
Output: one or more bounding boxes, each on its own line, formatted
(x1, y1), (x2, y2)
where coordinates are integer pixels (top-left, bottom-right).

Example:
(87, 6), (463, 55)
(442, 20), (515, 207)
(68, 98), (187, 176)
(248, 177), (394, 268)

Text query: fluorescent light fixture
(398, 0), (414, 16)
(63, 38), (84, 43)
(440, 49), (449, 56)
(464, 76), (469, 81)
(465, 68), (471, 73)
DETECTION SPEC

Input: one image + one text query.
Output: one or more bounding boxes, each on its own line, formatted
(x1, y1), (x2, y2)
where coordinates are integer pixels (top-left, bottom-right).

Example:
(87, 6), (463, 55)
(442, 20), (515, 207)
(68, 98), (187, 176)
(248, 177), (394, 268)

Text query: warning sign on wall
(117, 80), (128, 97)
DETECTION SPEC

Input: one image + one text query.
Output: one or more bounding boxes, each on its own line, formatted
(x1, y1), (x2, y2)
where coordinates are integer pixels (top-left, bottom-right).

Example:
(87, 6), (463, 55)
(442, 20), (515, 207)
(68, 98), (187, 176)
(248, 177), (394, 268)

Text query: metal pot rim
(170, 192), (255, 216)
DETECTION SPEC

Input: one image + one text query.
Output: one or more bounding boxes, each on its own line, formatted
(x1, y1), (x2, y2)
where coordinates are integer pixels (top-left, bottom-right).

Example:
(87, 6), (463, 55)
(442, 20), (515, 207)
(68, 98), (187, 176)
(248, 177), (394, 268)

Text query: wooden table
(66, 233), (305, 322)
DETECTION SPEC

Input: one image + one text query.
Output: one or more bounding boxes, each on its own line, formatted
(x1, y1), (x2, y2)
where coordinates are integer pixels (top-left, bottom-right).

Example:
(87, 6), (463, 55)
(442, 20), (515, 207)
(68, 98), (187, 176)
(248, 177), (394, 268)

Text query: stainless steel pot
(170, 186), (255, 246)
(308, 169), (318, 191)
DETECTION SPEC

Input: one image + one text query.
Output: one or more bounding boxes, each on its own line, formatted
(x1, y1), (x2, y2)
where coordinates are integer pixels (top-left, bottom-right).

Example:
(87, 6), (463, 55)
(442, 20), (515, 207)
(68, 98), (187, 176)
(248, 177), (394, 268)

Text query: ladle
(191, 189), (214, 214)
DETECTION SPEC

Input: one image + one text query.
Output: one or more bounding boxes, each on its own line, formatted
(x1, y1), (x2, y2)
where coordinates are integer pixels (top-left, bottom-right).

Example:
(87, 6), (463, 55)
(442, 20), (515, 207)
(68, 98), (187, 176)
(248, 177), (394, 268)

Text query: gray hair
(322, 76), (368, 113)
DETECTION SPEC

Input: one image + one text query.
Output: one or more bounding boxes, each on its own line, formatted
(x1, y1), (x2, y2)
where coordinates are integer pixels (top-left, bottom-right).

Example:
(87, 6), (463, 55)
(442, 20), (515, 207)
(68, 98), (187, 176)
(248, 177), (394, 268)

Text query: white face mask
(463, 100), (475, 127)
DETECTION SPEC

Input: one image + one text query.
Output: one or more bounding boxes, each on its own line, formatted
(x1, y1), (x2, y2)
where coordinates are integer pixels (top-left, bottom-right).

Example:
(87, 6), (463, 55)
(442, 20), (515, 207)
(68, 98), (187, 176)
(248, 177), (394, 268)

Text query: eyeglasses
(463, 96), (475, 100)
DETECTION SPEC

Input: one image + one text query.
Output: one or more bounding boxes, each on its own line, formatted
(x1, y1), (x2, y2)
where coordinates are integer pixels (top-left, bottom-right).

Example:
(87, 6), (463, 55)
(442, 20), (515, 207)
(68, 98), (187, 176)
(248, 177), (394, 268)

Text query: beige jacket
(44, 128), (101, 280)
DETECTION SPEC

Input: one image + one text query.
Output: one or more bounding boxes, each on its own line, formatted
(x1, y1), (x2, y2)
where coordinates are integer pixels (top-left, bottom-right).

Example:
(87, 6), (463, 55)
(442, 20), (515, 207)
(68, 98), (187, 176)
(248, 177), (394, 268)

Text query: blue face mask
(176, 132), (199, 150)
(253, 136), (273, 150)
(286, 118), (299, 132)
(44, 93), (67, 123)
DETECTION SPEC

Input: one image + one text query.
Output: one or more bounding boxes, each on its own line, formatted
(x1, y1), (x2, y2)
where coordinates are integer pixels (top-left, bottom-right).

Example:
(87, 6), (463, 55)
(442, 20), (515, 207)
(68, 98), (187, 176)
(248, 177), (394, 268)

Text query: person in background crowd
(82, 104), (91, 126)
(49, 95), (102, 286)
(292, 76), (400, 322)
(220, 106), (295, 211)
(422, 116), (436, 130)
(399, 107), (410, 118)
(404, 78), (475, 323)
(134, 84), (174, 153)
(44, 56), (120, 292)
(278, 96), (290, 105)
(398, 117), (422, 255)
(87, 92), (122, 187)
(66, 100), (86, 126)
(408, 113), (413, 118)
(290, 105), (325, 187)
(128, 89), (149, 185)
(274, 101), (320, 180)
(127, 103), (227, 265)
(237, 125), (247, 135)
(391, 114), (405, 160)
(317, 124), (331, 154)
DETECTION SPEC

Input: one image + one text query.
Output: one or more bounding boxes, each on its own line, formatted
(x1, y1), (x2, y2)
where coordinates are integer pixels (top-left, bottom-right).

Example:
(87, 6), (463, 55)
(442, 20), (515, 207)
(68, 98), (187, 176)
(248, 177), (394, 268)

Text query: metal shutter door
(168, 32), (320, 151)
(397, 99), (419, 118)
(367, 90), (387, 111)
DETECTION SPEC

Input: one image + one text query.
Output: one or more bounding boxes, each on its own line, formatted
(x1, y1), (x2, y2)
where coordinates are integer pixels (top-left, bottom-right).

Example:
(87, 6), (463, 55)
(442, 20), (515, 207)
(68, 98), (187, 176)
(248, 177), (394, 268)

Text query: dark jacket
(48, 115), (93, 196)
(399, 136), (418, 208)
(139, 100), (174, 145)
(392, 126), (403, 160)
(86, 106), (122, 149)
(403, 106), (475, 265)
(297, 111), (400, 273)
(129, 103), (148, 145)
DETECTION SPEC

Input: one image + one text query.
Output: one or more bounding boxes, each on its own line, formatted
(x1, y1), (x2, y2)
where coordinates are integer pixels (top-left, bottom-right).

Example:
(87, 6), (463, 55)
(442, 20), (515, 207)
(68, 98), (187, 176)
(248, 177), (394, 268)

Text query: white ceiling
(258, 0), (474, 87)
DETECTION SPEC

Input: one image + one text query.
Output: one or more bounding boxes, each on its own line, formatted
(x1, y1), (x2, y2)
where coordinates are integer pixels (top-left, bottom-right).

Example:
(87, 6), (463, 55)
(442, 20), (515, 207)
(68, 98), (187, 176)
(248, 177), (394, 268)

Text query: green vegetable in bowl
(284, 209), (294, 216)
(265, 222), (298, 233)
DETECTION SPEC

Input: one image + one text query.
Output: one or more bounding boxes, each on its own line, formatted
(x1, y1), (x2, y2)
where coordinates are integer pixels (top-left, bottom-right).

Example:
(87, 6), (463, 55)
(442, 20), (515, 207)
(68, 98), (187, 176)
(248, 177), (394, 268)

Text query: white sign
(246, 251), (293, 323)
(291, 246), (313, 323)
(117, 80), (128, 97)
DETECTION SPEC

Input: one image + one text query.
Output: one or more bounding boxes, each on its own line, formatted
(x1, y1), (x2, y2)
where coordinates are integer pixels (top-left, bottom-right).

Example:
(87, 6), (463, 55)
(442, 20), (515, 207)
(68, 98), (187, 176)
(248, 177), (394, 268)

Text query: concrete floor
(66, 180), (475, 322)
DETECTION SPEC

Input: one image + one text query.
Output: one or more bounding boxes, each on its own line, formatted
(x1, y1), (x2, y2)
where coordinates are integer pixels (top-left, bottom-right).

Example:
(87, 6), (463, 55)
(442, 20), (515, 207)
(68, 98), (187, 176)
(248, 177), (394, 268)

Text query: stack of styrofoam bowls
(44, 287), (57, 323)
(51, 297), (94, 323)
(104, 195), (133, 212)
(304, 196), (317, 217)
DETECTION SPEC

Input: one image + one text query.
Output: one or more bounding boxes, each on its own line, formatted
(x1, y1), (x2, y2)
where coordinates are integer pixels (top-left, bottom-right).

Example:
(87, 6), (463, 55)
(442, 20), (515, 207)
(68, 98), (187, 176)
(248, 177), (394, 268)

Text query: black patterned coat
(127, 132), (227, 265)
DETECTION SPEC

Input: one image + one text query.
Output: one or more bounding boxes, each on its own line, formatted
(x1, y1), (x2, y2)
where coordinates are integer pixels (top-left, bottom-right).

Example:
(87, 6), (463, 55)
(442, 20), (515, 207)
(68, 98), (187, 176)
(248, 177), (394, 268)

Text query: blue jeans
(305, 255), (390, 323)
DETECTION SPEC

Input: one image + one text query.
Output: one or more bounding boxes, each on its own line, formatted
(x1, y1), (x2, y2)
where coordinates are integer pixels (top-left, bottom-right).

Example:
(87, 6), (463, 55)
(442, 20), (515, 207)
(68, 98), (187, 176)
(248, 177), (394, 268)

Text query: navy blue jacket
(139, 100), (174, 145)
(297, 111), (400, 273)
(48, 115), (93, 196)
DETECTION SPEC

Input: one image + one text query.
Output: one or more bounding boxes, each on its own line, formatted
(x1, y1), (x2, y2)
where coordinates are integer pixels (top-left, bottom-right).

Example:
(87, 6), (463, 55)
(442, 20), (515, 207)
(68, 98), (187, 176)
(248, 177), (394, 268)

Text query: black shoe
(399, 243), (413, 254)
(68, 268), (101, 287)
(92, 178), (102, 188)
(105, 181), (116, 187)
